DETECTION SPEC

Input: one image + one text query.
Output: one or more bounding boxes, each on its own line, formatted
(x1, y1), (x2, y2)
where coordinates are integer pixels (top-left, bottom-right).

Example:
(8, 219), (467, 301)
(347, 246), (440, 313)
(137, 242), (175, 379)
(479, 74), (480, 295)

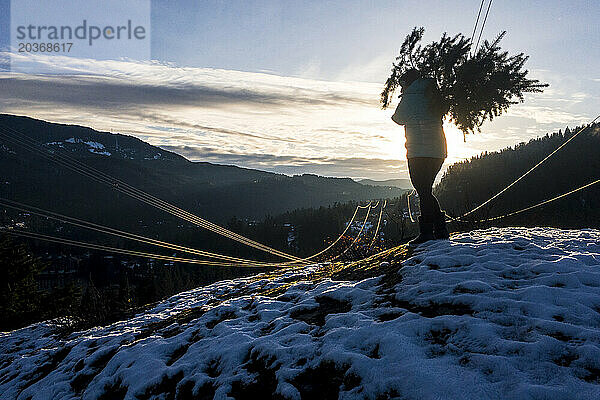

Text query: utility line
(0, 123), (383, 264)
(296, 202), (372, 262)
(470, 0), (486, 55)
(329, 201), (373, 260)
(0, 125), (298, 260)
(449, 115), (600, 221)
(0, 124), (301, 261)
(0, 228), (272, 268)
(0, 198), (287, 266)
(0, 126), (375, 264)
(369, 200), (387, 251)
(474, 0), (493, 54)
(0, 197), (371, 266)
(471, 177), (600, 223)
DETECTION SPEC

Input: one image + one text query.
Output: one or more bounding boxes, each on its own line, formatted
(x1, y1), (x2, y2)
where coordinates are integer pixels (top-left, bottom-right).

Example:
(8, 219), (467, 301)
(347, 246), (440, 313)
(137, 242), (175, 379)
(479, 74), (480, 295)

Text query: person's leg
(427, 158), (444, 217)
(407, 157), (447, 244)
(424, 158), (449, 239)
(408, 157), (443, 221)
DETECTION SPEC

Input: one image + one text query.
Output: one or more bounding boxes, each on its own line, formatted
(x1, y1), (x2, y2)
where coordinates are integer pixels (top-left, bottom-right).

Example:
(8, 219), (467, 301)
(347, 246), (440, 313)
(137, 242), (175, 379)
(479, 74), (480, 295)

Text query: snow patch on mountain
(1, 228), (600, 399)
(47, 138), (112, 156)
(0, 144), (16, 154)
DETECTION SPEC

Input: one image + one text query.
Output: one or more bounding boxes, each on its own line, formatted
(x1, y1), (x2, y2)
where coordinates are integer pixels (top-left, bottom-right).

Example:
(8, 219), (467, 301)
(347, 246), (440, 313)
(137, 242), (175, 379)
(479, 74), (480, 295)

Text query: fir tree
(381, 27), (548, 135)
(0, 236), (44, 330)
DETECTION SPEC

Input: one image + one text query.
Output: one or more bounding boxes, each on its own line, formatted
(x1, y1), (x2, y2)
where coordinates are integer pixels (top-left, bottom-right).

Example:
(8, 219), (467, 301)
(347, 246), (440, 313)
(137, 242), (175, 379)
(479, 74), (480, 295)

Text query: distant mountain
(0, 114), (403, 228)
(358, 178), (412, 190)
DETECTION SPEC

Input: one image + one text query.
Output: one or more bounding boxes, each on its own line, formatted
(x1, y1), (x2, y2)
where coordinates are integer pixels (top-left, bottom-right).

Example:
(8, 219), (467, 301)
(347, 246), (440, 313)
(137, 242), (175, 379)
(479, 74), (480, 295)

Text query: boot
(434, 211), (450, 240)
(408, 216), (435, 247)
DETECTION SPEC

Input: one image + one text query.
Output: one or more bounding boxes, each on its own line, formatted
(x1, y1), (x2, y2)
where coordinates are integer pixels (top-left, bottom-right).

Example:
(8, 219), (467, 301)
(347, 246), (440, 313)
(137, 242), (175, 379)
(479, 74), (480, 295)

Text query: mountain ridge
(358, 178), (413, 190)
(0, 114), (405, 226)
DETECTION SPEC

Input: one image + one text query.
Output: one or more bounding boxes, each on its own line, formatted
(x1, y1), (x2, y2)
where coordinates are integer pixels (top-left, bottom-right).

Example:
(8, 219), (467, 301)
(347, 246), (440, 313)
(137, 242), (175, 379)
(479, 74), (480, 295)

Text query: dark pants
(408, 157), (444, 222)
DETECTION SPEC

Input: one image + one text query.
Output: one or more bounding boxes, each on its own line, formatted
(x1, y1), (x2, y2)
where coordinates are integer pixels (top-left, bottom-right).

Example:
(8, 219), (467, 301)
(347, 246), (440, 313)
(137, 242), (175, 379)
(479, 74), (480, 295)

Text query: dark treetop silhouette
(381, 27), (548, 135)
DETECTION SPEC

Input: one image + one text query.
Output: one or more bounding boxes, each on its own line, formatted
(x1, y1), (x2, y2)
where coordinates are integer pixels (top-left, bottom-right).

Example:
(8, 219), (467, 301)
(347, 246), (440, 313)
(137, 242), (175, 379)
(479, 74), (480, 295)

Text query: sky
(0, 0), (598, 180)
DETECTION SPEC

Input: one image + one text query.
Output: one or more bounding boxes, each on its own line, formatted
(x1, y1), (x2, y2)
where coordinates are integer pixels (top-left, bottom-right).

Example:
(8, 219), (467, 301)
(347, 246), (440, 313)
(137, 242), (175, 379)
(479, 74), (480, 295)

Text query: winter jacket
(391, 78), (447, 159)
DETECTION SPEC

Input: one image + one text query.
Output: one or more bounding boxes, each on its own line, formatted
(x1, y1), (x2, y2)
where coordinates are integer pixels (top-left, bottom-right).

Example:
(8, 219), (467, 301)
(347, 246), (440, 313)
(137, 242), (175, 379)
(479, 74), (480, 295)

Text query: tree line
(435, 123), (600, 228)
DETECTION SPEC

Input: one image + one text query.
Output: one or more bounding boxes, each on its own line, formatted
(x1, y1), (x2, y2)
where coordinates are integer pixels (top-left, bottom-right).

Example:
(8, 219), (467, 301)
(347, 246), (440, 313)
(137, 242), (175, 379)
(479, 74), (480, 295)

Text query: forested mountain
(3, 114), (598, 332)
(436, 123), (600, 227)
(0, 114), (404, 227)
(0, 114), (407, 331)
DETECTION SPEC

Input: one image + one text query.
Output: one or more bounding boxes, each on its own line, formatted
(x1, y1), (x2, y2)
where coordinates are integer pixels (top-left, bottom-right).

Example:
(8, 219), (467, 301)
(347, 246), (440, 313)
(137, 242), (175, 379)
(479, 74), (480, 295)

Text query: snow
(1, 144), (16, 154)
(84, 141), (112, 156)
(144, 153), (163, 160)
(1, 228), (600, 399)
(59, 138), (112, 156)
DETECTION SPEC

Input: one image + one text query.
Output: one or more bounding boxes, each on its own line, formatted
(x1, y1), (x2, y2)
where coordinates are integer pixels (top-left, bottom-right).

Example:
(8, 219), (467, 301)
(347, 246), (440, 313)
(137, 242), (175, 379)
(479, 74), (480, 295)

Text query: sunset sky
(1, 0), (598, 180)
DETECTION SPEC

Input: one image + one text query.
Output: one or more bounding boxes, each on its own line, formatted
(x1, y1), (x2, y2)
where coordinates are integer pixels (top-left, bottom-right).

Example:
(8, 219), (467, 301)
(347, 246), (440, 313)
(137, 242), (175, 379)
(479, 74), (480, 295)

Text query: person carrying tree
(391, 68), (449, 246)
(381, 27), (547, 247)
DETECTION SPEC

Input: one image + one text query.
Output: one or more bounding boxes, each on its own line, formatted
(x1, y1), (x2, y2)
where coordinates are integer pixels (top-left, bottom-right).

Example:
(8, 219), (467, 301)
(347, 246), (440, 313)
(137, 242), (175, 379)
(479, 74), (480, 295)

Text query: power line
(0, 125), (299, 260)
(0, 198), (286, 266)
(0, 124), (379, 264)
(0, 228), (272, 268)
(474, 0), (493, 54)
(472, 177), (600, 223)
(330, 202), (374, 260)
(369, 200), (387, 251)
(450, 114), (600, 221)
(0, 197), (374, 267)
(0, 197), (371, 266)
(0, 197), (373, 268)
(297, 202), (372, 262)
(470, 0), (486, 55)
(0, 124), (301, 261)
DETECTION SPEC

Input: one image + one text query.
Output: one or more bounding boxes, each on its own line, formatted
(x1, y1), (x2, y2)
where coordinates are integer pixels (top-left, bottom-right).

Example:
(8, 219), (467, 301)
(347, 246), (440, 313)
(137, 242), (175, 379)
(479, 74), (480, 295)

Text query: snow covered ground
(1, 227), (600, 399)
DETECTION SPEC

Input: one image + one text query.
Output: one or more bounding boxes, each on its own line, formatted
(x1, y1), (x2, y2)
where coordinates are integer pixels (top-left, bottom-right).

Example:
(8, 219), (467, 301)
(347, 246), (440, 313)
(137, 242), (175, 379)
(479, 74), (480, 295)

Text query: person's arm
(391, 94), (409, 125)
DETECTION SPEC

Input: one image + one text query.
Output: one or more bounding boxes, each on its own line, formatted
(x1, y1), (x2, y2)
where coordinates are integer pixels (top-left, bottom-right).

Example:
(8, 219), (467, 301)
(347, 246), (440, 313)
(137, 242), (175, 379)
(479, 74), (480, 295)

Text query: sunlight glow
(0, 54), (591, 181)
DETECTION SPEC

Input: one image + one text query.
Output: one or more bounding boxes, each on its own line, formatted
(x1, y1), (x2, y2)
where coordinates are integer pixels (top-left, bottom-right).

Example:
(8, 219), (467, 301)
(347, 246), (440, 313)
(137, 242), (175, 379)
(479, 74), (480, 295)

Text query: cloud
(134, 112), (300, 143)
(161, 145), (407, 179)
(0, 72), (374, 110)
(0, 54), (597, 181)
(336, 53), (392, 84)
(506, 104), (586, 125)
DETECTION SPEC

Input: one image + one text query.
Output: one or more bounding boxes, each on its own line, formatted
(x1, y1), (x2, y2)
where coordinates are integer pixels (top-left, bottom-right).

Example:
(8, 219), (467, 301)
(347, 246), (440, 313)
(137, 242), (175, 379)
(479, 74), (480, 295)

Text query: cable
(452, 115), (600, 221)
(472, 177), (600, 223)
(0, 228), (273, 268)
(474, 0), (493, 54)
(296, 202), (372, 262)
(0, 125), (299, 260)
(0, 197), (369, 266)
(0, 198), (291, 266)
(368, 200), (387, 251)
(470, 0), (486, 55)
(0, 123), (380, 264)
(329, 201), (374, 260)
(0, 124), (301, 261)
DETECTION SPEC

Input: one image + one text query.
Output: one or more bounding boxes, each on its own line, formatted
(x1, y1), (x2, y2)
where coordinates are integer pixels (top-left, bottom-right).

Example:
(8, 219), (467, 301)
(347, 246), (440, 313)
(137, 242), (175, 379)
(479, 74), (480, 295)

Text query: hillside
(2, 228), (600, 399)
(436, 123), (600, 227)
(0, 114), (403, 227)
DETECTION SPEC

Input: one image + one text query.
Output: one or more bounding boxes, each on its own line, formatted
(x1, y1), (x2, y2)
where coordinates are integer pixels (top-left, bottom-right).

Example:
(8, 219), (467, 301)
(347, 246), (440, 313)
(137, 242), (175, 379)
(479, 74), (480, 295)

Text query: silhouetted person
(391, 69), (449, 246)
